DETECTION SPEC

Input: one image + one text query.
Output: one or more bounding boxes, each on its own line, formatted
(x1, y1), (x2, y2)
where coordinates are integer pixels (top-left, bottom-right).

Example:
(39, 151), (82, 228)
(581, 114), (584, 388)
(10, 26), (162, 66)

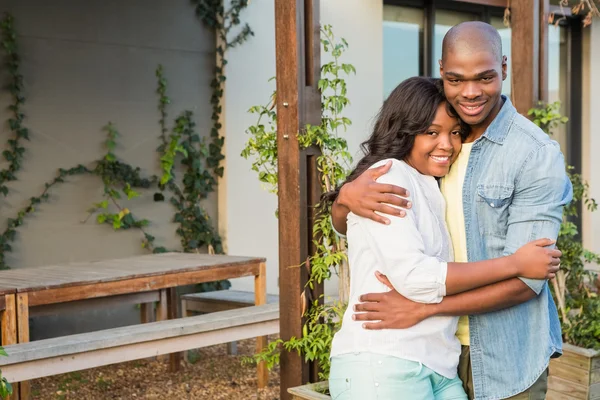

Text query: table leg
(140, 303), (154, 324)
(156, 289), (168, 362)
(167, 287), (181, 372)
(255, 262), (268, 388)
(1, 294), (18, 400)
(16, 294), (29, 400)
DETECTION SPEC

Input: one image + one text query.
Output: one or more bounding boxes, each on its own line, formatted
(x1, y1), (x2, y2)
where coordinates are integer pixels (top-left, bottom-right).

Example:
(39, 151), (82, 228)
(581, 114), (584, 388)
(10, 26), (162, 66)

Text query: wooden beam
(254, 262), (268, 388)
(449, 0), (507, 7)
(15, 294), (29, 400)
(511, 0), (541, 115)
(275, 0), (321, 398)
(1, 295), (18, 400)
(24, 263), (260, 307)
(539, 0), (550, 102)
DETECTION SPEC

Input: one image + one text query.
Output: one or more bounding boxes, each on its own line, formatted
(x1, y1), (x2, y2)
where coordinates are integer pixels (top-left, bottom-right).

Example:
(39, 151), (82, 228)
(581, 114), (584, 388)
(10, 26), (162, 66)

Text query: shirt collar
(479, 95), (516, 145)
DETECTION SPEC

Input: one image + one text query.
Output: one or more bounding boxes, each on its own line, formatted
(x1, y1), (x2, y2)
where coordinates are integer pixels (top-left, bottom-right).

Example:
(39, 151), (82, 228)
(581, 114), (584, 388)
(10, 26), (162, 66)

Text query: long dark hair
(323, 77), (467, 204)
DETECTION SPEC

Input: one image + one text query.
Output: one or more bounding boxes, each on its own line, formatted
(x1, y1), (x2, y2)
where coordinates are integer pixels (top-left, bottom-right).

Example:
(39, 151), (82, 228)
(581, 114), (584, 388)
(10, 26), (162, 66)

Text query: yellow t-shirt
(440, 142), (473, 346)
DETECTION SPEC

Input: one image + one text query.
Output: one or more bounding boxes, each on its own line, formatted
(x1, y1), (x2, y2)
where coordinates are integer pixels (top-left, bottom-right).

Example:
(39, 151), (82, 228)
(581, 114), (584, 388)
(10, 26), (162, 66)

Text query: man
(331, 22), (572, 400)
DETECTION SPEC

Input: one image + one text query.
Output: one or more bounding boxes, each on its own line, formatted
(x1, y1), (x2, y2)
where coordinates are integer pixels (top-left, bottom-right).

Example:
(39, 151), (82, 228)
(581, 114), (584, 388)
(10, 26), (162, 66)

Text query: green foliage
(242, 25), (353, 379)
(244, 299), (346, 381)
(156, 64), (170, 146)
(0, 10), (247, 291)
(191, 0), (254, 178)
(528, 101), (569, 133)
(0, 14), (28, 198)
(86, 123), (159, 251)
(529, 101), (600, 349)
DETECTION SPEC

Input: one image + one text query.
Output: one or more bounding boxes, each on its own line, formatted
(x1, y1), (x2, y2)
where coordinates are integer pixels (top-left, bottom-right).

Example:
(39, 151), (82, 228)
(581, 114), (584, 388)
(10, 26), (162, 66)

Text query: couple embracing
(326, 21), (572, 400)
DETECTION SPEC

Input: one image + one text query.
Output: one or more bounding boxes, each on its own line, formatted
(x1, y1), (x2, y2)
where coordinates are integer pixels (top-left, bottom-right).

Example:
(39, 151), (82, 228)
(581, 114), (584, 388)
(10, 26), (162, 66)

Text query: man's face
(440, 47), (507, 130)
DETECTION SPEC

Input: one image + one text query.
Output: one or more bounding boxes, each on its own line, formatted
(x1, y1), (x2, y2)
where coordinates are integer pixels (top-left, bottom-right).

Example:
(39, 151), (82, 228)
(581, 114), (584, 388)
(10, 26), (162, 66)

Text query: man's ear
(438, 59), (443, 77)
(501, 55), (508, 80)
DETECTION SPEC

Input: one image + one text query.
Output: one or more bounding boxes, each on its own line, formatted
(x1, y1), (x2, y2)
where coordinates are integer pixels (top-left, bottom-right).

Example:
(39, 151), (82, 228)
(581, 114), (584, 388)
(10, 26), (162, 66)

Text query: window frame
(383, 0), (584, 230)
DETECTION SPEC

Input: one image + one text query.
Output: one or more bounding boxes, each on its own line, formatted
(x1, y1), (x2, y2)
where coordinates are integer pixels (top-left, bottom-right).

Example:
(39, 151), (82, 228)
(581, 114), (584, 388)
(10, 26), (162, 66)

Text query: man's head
(440, 21), (507, 136)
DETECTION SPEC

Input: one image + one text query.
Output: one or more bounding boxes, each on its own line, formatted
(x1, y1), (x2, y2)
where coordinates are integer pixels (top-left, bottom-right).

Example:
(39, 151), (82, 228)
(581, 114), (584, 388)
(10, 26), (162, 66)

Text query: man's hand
(353, 286), (432, 330)
(338, 160), (411, 225)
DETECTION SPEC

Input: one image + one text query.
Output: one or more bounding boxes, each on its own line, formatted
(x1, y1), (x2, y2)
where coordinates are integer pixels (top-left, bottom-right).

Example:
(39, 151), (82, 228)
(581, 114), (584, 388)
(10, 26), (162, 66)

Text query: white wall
(582, 21), (600, 265)
(222, 1), (383, 295)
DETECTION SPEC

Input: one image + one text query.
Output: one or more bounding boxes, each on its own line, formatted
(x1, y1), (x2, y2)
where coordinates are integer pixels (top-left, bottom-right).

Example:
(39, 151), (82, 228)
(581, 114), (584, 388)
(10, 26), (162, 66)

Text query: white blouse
(330, 159), (461, 379)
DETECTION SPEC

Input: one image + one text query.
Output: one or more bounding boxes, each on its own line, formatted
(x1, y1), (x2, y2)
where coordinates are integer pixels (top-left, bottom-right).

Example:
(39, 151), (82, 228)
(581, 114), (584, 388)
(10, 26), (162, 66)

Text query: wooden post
(275, 0), (321, 398)
(166, 287), (181, 372)
(511, 0), (541, 115)
(2, 294), (18, 400)
(16, 294), (29, 400)
(254, 262), (268, 388)
(538, 0), (549, 103)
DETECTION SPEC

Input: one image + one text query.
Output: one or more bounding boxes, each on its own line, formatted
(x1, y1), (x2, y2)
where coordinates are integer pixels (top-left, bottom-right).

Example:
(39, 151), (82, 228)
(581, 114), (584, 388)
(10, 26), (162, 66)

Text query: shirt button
(490, 202), (495, 207)
(378, 360), (382, 365)
(375, 382), (379, 387)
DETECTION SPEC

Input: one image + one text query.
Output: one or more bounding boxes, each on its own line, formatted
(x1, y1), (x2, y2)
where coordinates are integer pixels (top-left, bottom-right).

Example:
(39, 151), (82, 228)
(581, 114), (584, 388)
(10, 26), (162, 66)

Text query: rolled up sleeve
(503, 142), (573, 295)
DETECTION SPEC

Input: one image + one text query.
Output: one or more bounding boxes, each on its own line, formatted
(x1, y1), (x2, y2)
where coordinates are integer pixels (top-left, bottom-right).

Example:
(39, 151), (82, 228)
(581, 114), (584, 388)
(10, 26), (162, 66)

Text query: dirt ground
(30, 336), (281, 400)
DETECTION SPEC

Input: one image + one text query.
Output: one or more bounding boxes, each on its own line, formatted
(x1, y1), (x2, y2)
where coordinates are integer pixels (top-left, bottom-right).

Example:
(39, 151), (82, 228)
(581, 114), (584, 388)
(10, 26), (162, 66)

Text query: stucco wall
(0, 0), (216, 338)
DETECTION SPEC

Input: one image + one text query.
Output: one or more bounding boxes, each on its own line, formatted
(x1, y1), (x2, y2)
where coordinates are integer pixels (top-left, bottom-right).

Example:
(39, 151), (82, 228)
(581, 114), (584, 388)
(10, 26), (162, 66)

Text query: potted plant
(529, 102), (600, 400)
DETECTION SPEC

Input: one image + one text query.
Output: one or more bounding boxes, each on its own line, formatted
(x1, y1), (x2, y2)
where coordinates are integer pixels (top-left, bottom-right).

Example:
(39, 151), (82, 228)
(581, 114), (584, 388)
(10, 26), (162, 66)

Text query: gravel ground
(30, 336), (281, 400)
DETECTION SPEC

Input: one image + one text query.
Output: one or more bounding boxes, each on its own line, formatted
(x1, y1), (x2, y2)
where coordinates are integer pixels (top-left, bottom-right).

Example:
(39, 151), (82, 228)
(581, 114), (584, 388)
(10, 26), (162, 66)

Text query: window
(432, 9), (479, 78)
(383, 6), (424, 98)
(382, 1), (508, 99)
(382, 0), (583, 226)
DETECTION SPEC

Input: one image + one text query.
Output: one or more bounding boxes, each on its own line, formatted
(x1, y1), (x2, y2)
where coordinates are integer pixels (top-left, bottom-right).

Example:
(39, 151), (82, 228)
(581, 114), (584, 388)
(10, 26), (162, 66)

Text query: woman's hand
(337, 161), (411, 225)
(513, 238), (562, 280)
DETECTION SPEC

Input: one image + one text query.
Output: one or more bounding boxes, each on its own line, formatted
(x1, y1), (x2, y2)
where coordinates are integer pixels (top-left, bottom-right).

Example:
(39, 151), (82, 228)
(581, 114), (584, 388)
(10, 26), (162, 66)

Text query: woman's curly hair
(323, 76), (469, 205)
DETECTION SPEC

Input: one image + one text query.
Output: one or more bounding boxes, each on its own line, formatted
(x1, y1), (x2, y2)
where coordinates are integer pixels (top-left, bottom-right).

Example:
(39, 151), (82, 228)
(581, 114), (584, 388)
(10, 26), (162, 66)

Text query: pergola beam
(274, 0), (322, 398)
(511, 0), (550, 113)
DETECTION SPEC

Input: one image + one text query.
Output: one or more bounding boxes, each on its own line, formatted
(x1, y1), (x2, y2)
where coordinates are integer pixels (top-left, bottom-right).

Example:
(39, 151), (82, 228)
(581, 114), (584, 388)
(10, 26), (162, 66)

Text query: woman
(326, 77), (560, 400)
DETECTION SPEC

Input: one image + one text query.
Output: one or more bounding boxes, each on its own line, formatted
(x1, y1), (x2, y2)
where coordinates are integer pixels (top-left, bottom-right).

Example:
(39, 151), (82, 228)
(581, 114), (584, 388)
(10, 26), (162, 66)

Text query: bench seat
(0, 303), (279, 383)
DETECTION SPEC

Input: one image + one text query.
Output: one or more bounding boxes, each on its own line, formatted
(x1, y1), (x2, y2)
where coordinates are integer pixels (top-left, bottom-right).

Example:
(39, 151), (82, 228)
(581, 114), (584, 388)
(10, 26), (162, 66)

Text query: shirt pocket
(476, 183), (514, 237)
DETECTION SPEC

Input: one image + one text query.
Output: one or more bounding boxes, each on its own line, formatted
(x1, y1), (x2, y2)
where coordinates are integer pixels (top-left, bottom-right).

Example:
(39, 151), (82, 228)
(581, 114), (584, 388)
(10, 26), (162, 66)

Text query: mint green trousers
(329, 353), (467, 400)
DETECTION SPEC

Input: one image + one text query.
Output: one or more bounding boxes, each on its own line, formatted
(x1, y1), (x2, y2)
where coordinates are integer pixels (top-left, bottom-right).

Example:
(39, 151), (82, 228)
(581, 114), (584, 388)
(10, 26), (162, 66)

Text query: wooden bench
(0, 304), (279, 392)
(181, 290), (279, 355)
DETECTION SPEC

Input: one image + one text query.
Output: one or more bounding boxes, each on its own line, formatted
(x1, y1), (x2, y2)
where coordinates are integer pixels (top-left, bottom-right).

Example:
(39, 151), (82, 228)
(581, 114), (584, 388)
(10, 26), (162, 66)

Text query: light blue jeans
(329, 353), (467, 400)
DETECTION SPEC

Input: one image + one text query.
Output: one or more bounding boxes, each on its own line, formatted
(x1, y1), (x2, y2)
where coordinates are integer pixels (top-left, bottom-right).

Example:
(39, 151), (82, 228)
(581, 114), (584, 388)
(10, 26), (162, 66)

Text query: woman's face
(406, 103), (463, 177)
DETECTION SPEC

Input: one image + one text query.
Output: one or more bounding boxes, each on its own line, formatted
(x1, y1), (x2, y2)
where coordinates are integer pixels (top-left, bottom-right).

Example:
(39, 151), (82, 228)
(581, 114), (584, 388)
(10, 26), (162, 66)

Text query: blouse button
(490, 202), (495, 208)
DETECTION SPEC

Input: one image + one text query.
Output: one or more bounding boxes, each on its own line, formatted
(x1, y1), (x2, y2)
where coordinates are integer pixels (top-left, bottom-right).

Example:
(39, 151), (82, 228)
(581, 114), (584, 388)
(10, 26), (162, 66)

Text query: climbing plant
(0, 14), (28, 198)
(0, 3), (254, 280)
(242, 25), (354, 380)
(191, 0), (253, 178)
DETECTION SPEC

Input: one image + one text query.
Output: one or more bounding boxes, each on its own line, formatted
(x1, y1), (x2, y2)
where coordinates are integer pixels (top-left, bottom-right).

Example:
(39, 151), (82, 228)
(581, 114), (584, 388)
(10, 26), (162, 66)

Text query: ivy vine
(191, 0), (254, 178)
(0, 3), (254, 293)
(0, 14), (28, 197)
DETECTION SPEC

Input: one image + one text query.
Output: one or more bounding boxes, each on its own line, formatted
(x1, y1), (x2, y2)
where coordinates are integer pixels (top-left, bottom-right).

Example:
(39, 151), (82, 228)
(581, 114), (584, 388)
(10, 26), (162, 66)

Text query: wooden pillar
(275, 0), (321, 398)
(511, 0), (541, 115)
(538, 0), (549, 102)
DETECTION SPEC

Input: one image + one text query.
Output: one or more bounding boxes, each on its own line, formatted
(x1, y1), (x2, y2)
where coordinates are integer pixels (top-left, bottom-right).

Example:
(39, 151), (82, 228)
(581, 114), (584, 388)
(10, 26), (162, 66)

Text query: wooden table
(0, 253), (267, 400)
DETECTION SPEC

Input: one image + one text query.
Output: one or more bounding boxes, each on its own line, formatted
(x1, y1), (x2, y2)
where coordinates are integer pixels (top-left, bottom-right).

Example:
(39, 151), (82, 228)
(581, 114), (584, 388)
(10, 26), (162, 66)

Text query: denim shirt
(464, 97), (572, 399)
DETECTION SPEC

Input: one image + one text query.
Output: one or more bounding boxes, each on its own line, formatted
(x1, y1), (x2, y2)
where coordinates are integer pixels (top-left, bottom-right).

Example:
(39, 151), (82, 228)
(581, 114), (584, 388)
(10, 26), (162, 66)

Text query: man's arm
(353, 277), (535, 329)
(331, 161), (410, 235)
(502, 142), (572, 295)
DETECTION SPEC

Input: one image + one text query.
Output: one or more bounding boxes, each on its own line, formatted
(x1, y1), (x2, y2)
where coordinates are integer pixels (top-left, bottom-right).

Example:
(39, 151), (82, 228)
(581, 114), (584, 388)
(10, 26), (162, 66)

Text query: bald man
(330, 22), (572, 399)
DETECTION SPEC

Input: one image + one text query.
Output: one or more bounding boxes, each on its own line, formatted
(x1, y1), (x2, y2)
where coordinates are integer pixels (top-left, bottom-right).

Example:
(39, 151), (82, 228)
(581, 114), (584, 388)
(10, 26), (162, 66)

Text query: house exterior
(0, 0), (598, 336)
(223, 0), (600, 297)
